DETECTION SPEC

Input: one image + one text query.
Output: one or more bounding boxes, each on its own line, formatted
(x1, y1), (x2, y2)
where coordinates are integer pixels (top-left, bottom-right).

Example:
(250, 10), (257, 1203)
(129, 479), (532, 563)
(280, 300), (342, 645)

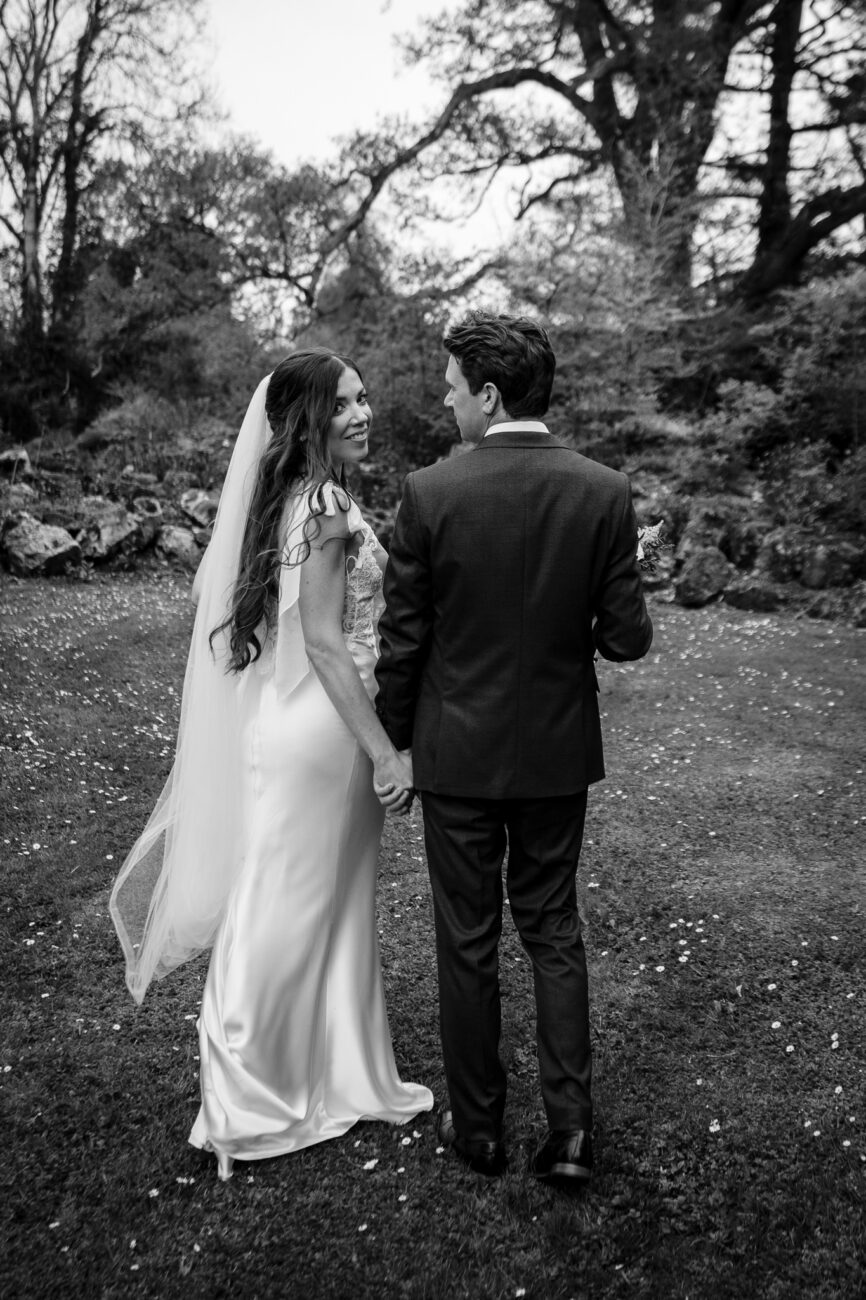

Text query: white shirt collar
(483, 420), (550, 438)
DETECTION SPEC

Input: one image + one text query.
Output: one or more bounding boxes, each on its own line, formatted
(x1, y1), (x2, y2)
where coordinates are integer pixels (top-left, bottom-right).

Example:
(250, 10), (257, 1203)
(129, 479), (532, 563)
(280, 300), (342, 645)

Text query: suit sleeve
(375, 474), (434, 750)
(593, 476), (654, 663)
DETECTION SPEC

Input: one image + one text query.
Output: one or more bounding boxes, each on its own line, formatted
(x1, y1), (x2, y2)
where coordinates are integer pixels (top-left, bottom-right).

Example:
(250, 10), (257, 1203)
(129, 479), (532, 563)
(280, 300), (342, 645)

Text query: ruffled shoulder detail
(315, 480), (364, 534)
(316, 479), (350, 517)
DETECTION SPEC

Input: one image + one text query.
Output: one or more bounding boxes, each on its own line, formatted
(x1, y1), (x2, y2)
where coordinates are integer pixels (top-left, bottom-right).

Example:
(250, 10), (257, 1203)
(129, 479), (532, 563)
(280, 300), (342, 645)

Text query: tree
(0, 0), (204, 351)
(338, 0), (866, 299)
(736, 0), (866, 296)
(89, 141), (371, 337)
(296, 237), (459, 491)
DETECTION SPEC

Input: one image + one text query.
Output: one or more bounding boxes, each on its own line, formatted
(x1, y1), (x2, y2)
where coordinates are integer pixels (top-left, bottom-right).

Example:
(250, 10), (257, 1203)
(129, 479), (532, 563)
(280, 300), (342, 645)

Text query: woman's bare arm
(299, 510), (413, 810)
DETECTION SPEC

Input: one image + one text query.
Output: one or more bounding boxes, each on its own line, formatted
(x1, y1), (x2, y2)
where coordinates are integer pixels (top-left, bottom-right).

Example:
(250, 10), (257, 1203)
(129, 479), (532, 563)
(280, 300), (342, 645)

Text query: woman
(110, 350), (433, 1180)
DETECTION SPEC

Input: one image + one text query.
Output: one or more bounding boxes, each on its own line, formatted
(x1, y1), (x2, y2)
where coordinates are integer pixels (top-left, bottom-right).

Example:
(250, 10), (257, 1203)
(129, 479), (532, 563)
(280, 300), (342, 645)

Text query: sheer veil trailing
(109, 375), (272, 1003)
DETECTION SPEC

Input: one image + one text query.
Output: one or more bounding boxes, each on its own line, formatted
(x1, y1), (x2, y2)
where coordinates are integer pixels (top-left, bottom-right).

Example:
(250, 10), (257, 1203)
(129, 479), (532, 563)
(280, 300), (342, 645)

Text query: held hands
(373, 748), (415, 816)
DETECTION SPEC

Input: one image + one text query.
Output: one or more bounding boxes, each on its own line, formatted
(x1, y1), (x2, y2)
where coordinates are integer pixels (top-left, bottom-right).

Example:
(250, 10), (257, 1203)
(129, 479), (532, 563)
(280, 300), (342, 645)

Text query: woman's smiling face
(327, 367), (371, 468)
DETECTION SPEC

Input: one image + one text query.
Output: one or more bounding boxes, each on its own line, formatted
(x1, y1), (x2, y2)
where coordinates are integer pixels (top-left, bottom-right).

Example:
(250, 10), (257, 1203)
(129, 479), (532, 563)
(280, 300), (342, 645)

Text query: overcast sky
(203, 0), (522, 259)
(206, 0), (445, 167)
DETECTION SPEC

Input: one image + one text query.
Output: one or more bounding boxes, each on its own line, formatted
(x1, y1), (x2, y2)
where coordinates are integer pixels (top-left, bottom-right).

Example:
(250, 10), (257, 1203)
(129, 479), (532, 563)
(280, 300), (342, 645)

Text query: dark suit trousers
(420, 790), (592, 1141)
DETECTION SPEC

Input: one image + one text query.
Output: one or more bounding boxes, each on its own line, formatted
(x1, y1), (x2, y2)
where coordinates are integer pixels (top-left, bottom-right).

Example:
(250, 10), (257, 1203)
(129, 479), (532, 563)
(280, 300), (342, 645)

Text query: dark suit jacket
(375, 429), (653, 798)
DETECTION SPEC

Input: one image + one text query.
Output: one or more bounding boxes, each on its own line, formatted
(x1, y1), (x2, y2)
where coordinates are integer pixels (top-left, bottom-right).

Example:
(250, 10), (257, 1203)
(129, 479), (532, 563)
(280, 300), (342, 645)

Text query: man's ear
(482, 383), (500, 413)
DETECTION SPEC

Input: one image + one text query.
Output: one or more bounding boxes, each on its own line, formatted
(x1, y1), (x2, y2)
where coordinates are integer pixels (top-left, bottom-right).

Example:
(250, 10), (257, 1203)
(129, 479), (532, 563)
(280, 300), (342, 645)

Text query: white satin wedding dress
(187, 483), (432, 1173)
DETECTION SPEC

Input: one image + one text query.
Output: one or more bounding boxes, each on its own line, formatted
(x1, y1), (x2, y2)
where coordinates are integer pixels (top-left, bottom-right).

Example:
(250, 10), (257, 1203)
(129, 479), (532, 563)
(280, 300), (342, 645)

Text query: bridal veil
(110, 375), (273, 1002)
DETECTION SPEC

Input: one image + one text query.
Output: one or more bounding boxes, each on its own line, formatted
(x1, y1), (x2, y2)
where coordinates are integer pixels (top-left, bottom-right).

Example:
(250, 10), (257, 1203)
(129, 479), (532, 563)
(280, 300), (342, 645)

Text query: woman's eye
(359, 393), (368, 405)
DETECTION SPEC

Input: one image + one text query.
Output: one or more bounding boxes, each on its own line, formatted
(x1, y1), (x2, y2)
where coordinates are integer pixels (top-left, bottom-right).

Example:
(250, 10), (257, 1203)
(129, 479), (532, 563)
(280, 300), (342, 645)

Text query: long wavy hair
(211, 348), (363, 673)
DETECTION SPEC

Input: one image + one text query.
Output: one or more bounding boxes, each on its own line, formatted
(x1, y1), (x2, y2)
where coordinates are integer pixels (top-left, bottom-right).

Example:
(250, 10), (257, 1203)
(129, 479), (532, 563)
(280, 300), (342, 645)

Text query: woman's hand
(374, 748), (415, 815)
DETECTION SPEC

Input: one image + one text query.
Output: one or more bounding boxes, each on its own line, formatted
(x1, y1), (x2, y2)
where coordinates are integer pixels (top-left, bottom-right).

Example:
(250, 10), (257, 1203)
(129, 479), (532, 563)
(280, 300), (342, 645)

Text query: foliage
(295, 241), (461, 504)
(673, 377), (781, 493)
(96, 143), (358, 320)
(2, 576), (865, 1298)
(747, 271), (866, 458)
(339, 0), (866, 300)
(79, 235), (266, 402)
(3, 0), (864, 541)
(658, 270), (866, 529)
(0, 0), (206, 348)
(760, 441), (866, 534)
(0, 124), (388, 441)
(472, 216), (706, 471)
(72, 389), (240, 500)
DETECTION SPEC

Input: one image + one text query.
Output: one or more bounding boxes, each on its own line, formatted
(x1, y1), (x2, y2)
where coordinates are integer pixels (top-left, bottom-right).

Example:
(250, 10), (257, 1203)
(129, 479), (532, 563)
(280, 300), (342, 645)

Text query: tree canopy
(0, 0), (206, 348)
(338, 0), (866, 299)
(0, 0), (863, 493)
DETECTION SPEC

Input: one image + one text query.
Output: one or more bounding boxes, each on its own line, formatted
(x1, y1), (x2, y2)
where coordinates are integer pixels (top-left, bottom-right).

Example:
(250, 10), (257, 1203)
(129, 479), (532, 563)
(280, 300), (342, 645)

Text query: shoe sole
(534, 1161), (591, 1182)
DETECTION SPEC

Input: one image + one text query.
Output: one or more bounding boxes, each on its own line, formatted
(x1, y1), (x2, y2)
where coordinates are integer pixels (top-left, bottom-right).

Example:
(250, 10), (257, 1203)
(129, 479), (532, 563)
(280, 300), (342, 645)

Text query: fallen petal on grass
(3, 582), (864, 1299)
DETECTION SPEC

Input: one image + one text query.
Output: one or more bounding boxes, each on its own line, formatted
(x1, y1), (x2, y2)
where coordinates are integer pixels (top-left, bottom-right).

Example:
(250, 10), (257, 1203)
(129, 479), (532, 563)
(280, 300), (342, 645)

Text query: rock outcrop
(674, 545), (737, 607)
(2, 512), (81, 576)
(156, 525), (202, 570)
(74, 496), (143, 563)
(180, 488), (220, 529)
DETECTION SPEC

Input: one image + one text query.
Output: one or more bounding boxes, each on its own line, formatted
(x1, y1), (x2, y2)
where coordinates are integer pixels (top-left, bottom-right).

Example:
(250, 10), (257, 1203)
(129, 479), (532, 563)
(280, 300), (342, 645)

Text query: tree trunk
(51, 136), (84, 331)
(755, 0), (804, 255)
(21, 173), (44, 345)
(51, 9), (103, 332)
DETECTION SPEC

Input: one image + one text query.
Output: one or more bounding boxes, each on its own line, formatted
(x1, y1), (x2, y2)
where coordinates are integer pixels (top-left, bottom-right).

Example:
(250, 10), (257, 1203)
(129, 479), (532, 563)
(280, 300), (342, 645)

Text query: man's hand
(373, 748), (415, 816)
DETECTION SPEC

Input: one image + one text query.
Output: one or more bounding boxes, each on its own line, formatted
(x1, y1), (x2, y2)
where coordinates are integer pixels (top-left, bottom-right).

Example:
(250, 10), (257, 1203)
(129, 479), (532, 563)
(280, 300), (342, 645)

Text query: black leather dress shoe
(437, 1108), (508, 1178)
(531, 1130), (593, 1183)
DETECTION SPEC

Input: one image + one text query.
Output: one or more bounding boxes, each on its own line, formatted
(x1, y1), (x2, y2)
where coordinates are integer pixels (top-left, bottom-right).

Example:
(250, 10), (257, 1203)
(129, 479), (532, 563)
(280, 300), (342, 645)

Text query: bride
(110, 350), (433, 1179)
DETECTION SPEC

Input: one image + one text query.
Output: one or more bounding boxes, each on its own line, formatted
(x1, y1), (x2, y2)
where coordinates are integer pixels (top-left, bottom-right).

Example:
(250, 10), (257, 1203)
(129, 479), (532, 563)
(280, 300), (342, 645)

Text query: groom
(375, 312), (653, 1182)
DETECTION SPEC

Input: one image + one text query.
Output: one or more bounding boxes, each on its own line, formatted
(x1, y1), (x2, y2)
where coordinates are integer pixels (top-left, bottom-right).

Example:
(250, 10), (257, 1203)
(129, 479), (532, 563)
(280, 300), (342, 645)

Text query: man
(374, 312), (653, 1183)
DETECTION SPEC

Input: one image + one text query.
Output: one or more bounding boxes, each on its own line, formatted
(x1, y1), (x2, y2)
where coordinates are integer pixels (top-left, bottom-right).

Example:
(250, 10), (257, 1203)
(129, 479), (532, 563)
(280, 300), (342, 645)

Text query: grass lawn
(1, 570), (864, 1299)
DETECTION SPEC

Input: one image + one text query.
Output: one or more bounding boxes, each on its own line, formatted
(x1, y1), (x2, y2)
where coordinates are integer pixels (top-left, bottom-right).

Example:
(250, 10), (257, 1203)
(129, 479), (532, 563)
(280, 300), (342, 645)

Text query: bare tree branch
(741, 180), (866, 297)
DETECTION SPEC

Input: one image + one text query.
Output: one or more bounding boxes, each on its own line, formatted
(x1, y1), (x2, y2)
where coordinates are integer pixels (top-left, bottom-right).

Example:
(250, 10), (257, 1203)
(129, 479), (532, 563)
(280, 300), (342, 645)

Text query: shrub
(77, 390), (236, 494)
(678, 380), (777, 494)
(760, 441), (866, 534)
(746, 272), (866, 458)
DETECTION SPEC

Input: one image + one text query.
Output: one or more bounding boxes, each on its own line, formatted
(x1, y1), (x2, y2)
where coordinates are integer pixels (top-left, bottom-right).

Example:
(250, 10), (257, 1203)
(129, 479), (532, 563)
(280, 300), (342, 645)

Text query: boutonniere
(637, 521), (667, 573)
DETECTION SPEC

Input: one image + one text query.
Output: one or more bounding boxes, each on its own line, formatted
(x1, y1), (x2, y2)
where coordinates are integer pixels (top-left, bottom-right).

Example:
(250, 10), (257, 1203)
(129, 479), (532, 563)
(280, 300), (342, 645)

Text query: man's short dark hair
(442, 311), (556, 419)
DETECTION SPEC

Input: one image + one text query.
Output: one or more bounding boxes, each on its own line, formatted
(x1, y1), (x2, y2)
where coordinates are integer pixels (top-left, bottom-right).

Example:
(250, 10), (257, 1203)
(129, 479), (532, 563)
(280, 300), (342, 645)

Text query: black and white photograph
(1, 1), (864, 1296)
